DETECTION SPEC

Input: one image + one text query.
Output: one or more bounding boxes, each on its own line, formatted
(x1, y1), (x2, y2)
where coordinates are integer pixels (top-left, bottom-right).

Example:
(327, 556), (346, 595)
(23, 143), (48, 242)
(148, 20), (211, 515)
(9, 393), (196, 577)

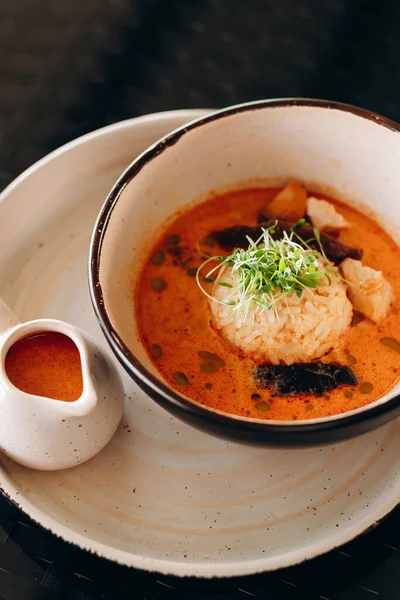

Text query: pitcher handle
(0, 299), (20, 335)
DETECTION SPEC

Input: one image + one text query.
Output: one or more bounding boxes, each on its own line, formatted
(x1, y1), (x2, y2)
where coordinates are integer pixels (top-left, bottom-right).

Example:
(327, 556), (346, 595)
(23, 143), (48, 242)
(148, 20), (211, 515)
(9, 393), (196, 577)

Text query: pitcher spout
(68, 385), (98, 417)
(0, 299), (20, 335)
(67, 341), (99, 417)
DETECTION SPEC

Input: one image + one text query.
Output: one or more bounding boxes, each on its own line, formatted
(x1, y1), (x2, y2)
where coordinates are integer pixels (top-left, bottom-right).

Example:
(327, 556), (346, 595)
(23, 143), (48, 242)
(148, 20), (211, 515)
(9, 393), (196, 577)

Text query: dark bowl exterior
(89, 98), (400, 448)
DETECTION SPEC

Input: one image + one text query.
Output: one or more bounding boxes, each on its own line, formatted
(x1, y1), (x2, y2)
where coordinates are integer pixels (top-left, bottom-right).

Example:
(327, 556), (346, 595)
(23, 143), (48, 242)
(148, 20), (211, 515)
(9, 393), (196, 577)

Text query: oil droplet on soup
(5, 332), (83, 402)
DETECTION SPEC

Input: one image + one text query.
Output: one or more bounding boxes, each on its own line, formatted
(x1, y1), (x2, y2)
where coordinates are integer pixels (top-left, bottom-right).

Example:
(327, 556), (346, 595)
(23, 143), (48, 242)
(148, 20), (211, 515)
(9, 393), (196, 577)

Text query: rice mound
(210, 268), (353, 365)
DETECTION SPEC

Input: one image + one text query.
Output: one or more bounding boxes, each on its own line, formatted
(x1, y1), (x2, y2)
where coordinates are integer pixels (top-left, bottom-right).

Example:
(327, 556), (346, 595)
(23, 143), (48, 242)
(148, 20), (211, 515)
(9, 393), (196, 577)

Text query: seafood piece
(340, 258), (392, 322)
(263, 182), (307, 222)
(307, 197), (349, 230)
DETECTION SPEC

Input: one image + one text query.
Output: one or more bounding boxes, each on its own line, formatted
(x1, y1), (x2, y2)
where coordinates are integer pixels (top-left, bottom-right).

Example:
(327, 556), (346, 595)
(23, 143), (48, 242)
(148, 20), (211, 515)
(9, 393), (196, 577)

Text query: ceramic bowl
(89, 98), (400, 446)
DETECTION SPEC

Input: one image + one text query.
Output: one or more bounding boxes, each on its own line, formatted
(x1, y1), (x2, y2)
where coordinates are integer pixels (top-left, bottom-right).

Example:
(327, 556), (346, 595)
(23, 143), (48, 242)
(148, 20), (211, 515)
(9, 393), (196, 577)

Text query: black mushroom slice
(254, 363), (359, 397)
(210, 220), (362, 264)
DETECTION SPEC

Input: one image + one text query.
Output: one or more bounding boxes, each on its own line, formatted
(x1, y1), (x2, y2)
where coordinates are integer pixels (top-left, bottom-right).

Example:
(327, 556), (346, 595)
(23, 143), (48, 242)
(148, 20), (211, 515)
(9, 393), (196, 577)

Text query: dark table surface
(1, 1), (400, 598)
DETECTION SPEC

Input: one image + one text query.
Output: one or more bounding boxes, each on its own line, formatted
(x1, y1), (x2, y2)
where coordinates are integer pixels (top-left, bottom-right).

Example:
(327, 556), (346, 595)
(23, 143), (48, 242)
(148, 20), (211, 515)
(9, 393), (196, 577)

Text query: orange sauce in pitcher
(5, 332), (83, 402)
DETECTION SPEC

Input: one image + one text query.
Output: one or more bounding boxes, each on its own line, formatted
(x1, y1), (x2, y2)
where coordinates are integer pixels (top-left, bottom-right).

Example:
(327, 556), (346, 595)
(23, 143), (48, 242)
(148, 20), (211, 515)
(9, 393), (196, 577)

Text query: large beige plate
(0, 110), (399, 578)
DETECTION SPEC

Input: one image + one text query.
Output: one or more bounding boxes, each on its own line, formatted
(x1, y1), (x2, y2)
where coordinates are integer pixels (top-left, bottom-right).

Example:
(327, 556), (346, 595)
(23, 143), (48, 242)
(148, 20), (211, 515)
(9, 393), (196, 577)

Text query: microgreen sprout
(196, 224), (337, 323)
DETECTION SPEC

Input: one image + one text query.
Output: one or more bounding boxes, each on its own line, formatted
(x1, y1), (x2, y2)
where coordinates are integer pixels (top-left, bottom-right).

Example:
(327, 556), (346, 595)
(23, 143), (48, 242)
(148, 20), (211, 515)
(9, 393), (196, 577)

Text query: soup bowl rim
(89, 97), (400, 439)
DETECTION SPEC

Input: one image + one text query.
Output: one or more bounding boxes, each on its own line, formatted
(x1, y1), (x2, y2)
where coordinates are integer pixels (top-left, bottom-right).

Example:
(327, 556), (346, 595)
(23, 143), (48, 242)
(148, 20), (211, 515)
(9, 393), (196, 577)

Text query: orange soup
(5, 332), (83, 402)
(136, 186), (400, 421)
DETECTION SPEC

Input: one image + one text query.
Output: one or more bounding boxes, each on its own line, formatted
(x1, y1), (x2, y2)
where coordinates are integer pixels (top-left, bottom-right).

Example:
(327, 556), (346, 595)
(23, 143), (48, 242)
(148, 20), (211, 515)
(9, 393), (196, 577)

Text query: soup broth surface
(5, 331), (83, 402)
(136, 188), (400, 420)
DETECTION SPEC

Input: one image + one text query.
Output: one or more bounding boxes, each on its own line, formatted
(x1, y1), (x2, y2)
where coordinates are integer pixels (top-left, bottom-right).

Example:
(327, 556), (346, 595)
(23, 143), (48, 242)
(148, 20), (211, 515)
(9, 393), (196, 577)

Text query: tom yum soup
(5, 332), (83, 402)
(136, 183), (400, 421)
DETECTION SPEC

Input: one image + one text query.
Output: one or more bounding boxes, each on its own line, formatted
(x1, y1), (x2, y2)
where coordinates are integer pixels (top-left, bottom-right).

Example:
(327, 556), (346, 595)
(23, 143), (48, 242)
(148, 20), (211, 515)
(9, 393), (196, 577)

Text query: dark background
(1, 0), (400, 598)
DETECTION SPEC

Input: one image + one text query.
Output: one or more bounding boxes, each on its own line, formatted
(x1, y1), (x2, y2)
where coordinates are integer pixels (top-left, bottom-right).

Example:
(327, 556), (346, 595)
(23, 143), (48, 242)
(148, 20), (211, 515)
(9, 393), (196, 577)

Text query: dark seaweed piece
(210, 220), (362, 264)
(254, 363), (358, 396)
(211, 225), (266, 250)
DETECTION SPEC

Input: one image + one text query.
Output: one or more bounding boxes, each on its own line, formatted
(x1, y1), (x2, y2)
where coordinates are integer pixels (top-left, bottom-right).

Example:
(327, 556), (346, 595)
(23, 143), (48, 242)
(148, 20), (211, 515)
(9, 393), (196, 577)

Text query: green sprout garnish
(196, 224), (337, 323)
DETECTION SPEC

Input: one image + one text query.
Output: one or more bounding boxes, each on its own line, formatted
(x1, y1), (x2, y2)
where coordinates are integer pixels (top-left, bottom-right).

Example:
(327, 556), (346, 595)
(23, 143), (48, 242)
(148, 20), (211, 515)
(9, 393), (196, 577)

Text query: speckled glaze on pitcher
(0, 299), (124, 470)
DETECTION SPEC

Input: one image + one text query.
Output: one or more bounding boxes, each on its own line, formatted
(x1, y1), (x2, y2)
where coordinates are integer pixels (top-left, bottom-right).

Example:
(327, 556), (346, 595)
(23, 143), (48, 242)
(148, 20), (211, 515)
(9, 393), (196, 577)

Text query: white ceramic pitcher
(0, 299), (124, 470)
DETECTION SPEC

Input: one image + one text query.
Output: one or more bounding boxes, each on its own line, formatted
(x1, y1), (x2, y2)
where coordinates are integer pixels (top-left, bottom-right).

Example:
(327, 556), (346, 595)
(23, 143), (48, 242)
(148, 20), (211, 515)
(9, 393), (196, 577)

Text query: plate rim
(0, 109), (399, 578)
(1, 454), (399, 577)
